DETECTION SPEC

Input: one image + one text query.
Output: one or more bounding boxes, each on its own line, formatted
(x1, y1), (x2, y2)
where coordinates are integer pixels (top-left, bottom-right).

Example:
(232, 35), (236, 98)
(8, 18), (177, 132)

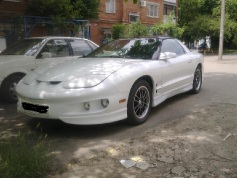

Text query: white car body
(0, 36), (98, 103)
(16, 37), (204, 125)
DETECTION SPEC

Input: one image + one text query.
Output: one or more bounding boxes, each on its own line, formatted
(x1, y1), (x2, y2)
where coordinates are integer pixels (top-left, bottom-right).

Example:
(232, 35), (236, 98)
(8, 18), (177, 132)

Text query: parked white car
(0, 36), (98, 103)
(16, 37), (203, 125)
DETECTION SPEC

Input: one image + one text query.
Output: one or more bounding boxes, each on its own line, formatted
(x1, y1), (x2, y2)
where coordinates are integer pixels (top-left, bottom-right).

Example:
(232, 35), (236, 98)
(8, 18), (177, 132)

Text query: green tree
(151, 13), (184, 38)
(179, 0), (237, 48)
(226, 0), (237, 21)
(178, 0), (219, 44)
(26, 0), (100, 36)
(126, 21), (148, 38)
(179, 0), (203, 27)
(27, 0), (100, 20)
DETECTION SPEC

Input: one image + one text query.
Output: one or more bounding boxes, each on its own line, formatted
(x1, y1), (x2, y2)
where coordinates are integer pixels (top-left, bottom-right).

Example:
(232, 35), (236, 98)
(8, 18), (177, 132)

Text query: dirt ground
(49, 102), (237, 178)
(48, 55), (237, 178)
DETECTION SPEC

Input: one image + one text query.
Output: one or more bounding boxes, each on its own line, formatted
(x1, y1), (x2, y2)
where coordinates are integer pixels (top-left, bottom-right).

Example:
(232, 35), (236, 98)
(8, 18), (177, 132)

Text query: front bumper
(17, 82), (128, 125)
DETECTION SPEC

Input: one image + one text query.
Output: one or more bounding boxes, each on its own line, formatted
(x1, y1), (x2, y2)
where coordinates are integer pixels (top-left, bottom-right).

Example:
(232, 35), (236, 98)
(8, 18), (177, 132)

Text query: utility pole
(218, 0), (225, 60)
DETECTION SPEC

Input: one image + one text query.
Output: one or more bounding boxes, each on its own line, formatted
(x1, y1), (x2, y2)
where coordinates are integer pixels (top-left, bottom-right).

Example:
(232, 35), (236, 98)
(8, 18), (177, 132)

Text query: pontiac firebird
(16, 37), (203, 125)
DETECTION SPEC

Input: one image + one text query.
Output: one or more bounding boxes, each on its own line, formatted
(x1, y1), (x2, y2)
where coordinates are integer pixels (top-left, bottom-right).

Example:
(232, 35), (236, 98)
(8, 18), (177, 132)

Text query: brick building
(90, 0), (165, 45)
(0, 0), (178, 49)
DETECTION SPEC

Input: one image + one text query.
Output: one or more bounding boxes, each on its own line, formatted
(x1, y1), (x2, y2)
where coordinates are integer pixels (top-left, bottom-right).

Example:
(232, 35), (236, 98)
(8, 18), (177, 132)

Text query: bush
(0, 130), (53, 178)
(127, 21), (149, 38)
(112, 24), (126, 39)
(112, 21), (150, 40)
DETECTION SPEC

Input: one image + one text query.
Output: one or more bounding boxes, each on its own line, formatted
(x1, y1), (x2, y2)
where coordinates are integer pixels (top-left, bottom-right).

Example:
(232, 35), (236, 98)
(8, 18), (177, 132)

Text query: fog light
(101, 99), (109, 108)
(84, 102), (90, 110)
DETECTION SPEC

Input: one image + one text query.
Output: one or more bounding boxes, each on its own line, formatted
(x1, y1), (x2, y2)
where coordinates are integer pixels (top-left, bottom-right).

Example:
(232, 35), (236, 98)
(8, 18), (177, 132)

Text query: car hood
(0, 55), (26, 64)
(34, 58), (137, 83)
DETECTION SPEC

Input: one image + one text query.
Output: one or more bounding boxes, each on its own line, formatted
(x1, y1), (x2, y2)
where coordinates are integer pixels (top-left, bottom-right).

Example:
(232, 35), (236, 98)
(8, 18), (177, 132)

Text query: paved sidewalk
(204, 54), (237, 74)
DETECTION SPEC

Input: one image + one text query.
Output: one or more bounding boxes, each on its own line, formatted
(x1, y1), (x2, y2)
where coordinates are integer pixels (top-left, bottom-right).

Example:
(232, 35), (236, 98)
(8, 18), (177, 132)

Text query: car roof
(26, 36), (86, 40)
(117, 36), (174, 41)
(25, 36), (99, 46)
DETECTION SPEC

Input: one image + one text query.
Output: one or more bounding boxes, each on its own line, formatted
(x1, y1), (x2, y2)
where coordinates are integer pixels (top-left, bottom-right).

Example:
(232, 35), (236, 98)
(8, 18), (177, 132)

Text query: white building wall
(0, 37), (6, 52)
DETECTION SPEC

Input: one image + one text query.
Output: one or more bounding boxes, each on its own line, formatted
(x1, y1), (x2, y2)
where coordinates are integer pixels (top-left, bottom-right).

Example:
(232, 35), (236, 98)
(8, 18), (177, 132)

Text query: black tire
(0, 74), (25, 103)
(191, 66), (202, 94)
(127, 80), (152, 125)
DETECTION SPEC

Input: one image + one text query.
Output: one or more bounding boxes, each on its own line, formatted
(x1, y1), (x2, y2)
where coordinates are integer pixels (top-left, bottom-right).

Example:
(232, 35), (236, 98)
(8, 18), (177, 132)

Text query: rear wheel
(191, 66), (202, 94)
(127, 80), (152, 125)
(0, 74), (25, 103)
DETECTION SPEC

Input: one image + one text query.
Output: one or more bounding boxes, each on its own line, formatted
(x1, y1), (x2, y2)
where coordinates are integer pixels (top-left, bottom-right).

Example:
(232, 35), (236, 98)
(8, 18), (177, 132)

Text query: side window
(161, 39), (185, 56)
(69, 39), (92, 56)
(39, 39), (70, 58)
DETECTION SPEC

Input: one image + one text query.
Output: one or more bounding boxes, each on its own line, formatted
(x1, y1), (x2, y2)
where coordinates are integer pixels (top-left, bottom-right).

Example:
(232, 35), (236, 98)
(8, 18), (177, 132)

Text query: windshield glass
(86, 38), (161, 60)
(1, 38), (46, 56)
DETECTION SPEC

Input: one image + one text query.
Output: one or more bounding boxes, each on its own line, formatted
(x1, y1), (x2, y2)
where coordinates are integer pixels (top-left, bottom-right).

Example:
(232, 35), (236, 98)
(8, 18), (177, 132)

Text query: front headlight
(62, 75), (107, 89)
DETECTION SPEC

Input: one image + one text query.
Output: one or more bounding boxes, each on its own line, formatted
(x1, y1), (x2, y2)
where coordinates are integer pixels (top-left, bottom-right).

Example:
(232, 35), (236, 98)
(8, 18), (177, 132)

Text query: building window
(106, 0), (116, 13)
(129, 13), (139, 22)
(164, 4), (176, 15)
(147, 3), (159, 18)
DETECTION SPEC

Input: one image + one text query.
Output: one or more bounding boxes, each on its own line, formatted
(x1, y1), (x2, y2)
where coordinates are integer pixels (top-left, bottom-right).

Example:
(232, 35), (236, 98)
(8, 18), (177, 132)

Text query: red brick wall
(122, 0), (163, 25)
(97, 0), (163, 25)
(0, 0), (28, 14)
(28, 26), (47, 37)
(99, 0), (124, 23)
(90, 21), (116, 45)
(90, 0), (164, 45)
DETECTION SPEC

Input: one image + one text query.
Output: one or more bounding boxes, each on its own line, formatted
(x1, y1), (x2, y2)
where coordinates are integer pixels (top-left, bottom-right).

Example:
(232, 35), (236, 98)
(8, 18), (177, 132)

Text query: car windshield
(1, 38), (46, 56)
(86, 38), (161, 60)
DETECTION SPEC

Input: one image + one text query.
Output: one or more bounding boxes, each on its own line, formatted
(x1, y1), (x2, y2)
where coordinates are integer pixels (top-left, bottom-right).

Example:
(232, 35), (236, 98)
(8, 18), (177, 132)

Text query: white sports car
(16, 37), (203, 125)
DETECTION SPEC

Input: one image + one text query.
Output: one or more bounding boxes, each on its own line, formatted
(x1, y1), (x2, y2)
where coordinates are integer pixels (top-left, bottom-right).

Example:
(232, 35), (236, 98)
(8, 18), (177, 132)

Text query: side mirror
(41, 52), (52, 58)
(160, 52), (177, 60)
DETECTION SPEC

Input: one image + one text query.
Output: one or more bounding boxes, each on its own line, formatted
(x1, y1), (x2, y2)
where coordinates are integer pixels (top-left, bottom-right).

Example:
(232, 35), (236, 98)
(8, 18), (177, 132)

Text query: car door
(159, 38), (191, 95)
(35, 39), (73, 67)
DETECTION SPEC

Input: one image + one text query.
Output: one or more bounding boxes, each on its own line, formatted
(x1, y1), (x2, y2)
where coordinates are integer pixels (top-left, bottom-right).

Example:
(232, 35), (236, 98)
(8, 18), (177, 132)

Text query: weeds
(0, 129), (53, 178)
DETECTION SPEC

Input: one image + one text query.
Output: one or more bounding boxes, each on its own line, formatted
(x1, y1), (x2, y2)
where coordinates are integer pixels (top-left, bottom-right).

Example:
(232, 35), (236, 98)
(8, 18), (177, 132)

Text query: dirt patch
(49, 102), (237, 178)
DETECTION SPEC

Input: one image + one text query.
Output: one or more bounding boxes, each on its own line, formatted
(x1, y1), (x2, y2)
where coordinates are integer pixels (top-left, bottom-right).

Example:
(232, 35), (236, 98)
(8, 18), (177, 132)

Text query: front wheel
(0, 74), (25, 103)
(127, 80), (152, 125)
(191, 66), (202, 94)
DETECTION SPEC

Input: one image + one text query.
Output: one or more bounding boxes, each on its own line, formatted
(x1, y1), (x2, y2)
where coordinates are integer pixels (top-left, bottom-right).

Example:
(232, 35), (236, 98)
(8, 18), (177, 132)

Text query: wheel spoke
(141, 91), (146, 100)
(135, 107), (140, 114)
(134, 95), (140, 102)
(138, 107), (142, 115)
(143, 93), (147, 100)
(134, 103), (140, 110)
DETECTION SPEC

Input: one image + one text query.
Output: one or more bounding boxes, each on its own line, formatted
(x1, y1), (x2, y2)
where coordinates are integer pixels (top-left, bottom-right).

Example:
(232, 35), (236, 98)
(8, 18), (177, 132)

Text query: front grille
(49, 81), (61, 85)
(22, 102), (49, 114)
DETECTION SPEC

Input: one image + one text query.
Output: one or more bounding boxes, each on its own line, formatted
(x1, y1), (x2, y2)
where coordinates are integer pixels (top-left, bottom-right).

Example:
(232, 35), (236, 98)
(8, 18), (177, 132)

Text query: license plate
(22, 102), (49, 114)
